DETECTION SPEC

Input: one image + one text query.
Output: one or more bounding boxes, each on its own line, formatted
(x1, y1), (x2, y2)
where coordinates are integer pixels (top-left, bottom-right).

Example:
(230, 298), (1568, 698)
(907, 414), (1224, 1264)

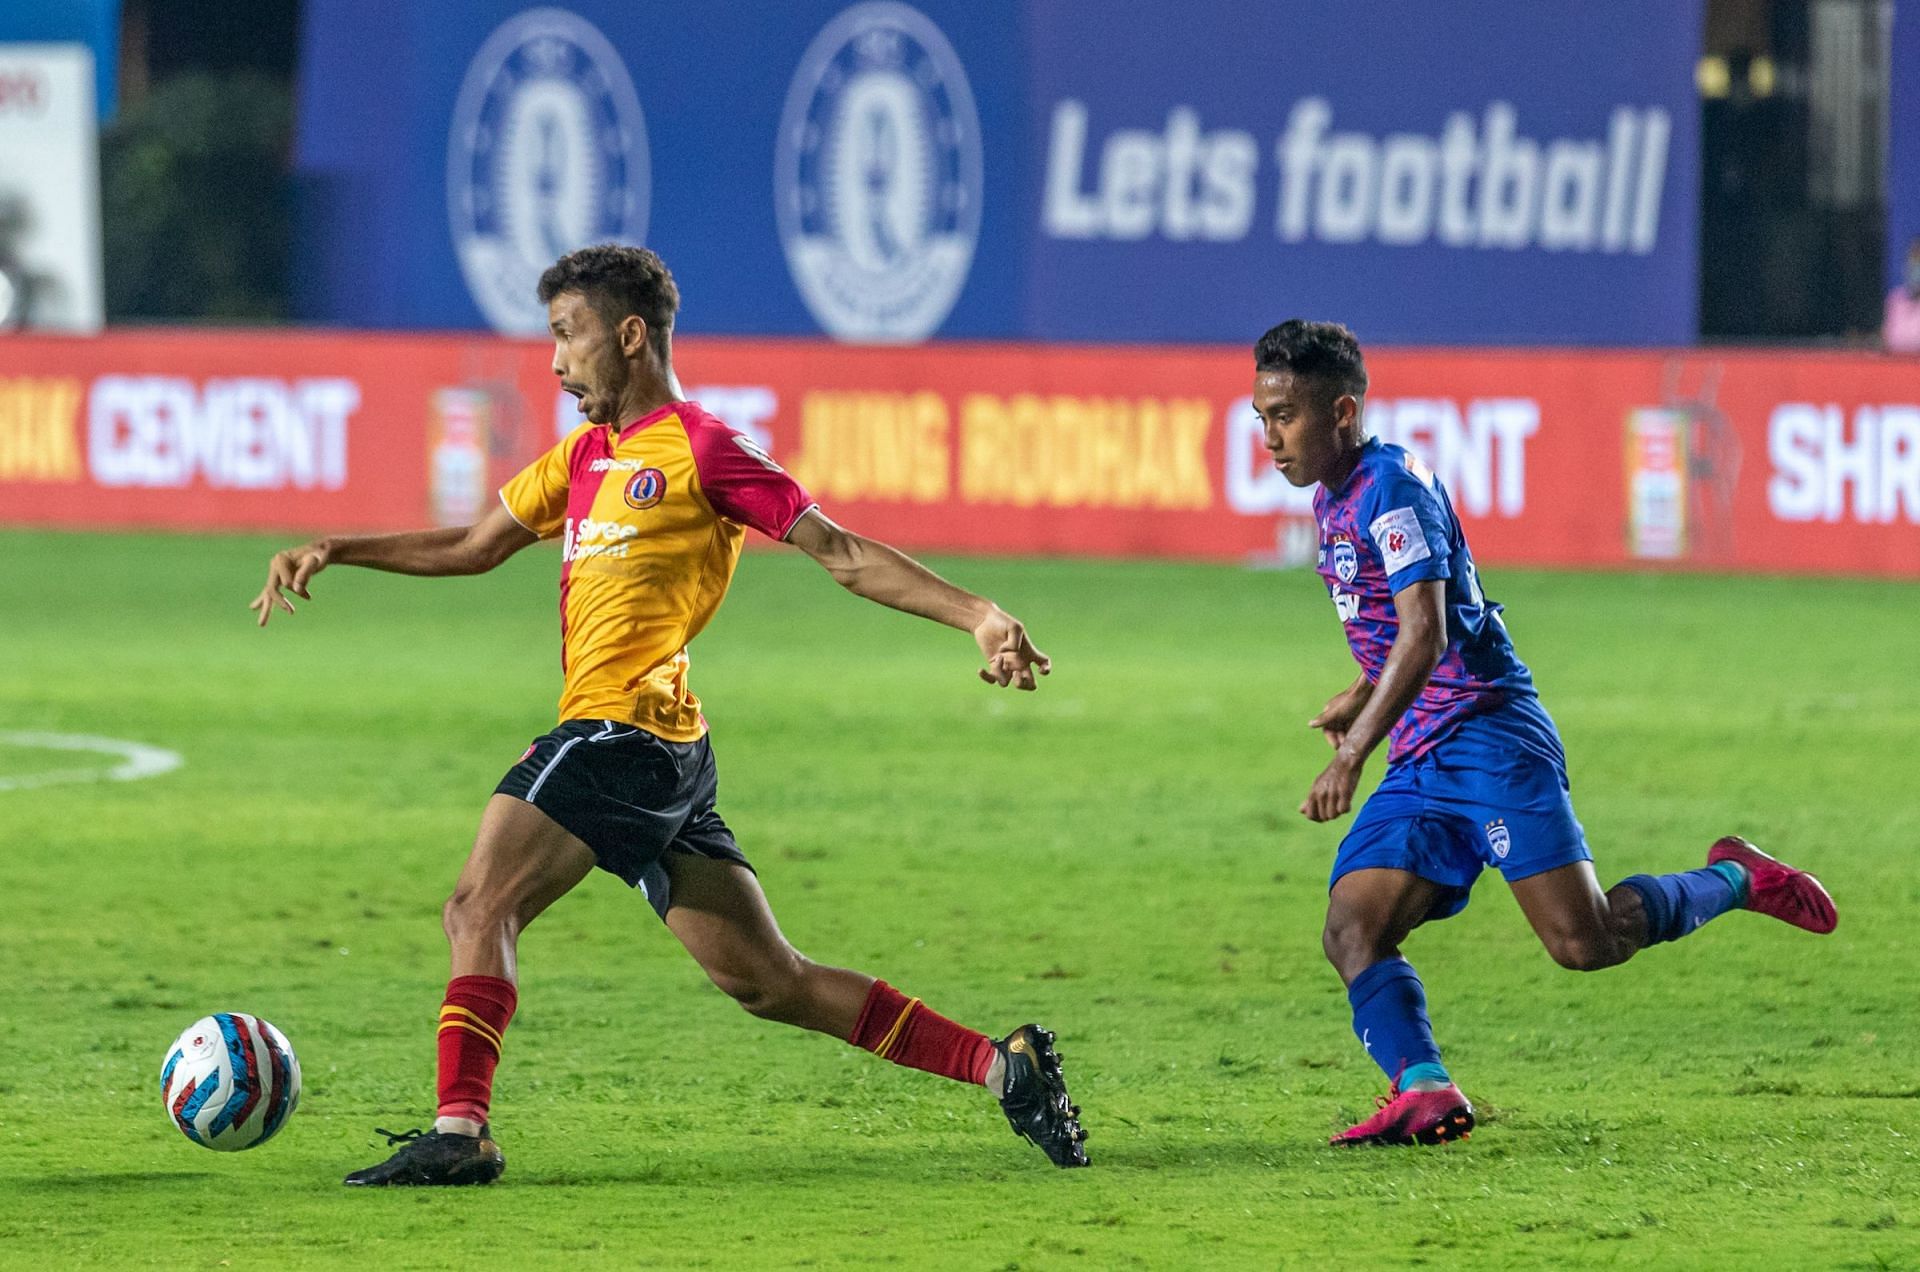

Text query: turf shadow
(16, 1169), (216, 1190)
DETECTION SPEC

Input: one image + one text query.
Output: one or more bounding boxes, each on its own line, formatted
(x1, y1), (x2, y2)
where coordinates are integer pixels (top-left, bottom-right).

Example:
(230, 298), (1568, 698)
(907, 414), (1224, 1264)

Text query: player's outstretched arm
(250, 503), (538, 627)
(784, 509), (1051, 690)
(1300, 580), (1446, 821)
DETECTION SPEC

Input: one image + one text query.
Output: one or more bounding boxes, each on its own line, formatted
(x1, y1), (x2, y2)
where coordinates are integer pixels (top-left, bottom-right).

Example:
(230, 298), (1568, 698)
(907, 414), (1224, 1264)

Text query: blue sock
(1347, 957), (1449, 1088)
(1618, 861), (1748, 945)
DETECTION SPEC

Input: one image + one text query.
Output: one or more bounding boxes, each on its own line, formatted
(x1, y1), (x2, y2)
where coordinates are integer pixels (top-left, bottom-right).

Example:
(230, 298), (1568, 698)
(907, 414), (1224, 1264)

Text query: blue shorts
(1331, 697), (1591, 921)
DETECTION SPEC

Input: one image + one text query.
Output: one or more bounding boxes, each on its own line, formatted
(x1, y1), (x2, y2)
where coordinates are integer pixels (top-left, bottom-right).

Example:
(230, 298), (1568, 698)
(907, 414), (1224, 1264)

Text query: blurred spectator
(1886, 237), (1920, 354)
(0, 193), (53, 330)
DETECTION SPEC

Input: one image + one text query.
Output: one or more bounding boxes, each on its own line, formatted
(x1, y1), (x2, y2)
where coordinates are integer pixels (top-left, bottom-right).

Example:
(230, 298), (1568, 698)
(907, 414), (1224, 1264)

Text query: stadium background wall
(2, 331), (1916, 578)
(292, 0), (1703, 346)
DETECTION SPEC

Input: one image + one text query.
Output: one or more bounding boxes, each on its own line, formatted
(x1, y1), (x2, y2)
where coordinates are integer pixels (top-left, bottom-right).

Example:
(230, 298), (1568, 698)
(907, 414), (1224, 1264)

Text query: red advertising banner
(2, 330), (1916, 576)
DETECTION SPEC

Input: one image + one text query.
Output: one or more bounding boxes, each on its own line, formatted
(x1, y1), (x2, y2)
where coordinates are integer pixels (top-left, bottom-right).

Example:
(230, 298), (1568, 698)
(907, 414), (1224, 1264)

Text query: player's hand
(1309, 680), (1373, 750)
(974, 607), (1051, 691)
(1300, 751), (1363, 822)
(250, 540), (333, 627)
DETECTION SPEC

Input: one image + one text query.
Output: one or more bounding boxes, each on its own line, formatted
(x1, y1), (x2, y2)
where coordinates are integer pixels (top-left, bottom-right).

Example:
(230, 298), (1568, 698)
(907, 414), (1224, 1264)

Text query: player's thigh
(1331, 776), (1481, 933)
(1327, 867), (1452, 948)
(450, 793), (598, 926)
(660, 852), (804, 986)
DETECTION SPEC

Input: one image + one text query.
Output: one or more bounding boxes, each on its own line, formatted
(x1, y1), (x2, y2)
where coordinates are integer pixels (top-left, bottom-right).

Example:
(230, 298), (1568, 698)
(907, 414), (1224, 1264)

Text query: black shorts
(494, 720), (752, 918)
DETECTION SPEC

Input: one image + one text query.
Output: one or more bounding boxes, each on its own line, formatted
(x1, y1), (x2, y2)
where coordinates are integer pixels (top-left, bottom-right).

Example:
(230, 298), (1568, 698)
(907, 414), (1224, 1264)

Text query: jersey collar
(613, 400), (688, 441)
(1323, 435), (1377, 496)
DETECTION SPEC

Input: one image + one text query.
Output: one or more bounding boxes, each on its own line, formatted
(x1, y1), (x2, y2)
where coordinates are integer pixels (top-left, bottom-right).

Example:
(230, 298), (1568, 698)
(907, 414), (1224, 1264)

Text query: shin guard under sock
(850, 980), (996, 1086)
(1347, 957), (1448, 1088)
(1617, 862), (1746, 946)
(436, 974), (517, 1125)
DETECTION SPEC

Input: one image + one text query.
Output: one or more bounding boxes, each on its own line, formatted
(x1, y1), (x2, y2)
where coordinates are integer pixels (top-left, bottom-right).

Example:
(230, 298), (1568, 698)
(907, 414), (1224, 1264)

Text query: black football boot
(343, 1125), (506, 1186)
(994, 1024), (1089, 1168)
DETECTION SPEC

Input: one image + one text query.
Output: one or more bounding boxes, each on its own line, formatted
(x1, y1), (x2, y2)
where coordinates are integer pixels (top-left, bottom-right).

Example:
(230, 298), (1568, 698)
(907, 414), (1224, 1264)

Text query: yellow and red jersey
(499, 400), (815, 740)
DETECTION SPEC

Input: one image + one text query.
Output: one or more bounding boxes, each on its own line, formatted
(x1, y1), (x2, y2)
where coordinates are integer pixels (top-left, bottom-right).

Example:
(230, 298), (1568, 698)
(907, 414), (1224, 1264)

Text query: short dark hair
(538, 244), (680, 361)
(1253, 320), (1368, 405)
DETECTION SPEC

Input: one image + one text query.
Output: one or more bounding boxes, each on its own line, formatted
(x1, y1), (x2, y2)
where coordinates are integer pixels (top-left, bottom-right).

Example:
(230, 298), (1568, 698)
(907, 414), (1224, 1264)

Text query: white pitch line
(0, 732), (184, 792)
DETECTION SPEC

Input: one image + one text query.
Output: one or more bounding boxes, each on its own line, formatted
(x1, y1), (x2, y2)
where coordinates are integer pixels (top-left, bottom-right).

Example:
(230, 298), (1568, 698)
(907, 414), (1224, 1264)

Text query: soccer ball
(160, 1013), (302, 1151)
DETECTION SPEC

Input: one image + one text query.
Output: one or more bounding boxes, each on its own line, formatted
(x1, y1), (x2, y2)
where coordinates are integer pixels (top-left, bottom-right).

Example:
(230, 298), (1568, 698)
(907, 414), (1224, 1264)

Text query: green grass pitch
(1, 528), (1916, 1269)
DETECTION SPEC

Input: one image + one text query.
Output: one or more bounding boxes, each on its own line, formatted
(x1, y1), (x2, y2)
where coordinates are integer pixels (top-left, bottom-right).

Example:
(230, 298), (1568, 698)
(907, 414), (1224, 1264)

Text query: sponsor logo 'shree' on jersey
(1313, 438), (1535, 762)
(500, 400), (815, 740)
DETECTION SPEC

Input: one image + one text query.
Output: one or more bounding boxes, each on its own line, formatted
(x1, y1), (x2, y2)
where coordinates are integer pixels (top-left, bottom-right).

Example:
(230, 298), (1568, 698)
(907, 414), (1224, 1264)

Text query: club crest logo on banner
(447, 7), (651, 334)
(775, 2), (983, 343)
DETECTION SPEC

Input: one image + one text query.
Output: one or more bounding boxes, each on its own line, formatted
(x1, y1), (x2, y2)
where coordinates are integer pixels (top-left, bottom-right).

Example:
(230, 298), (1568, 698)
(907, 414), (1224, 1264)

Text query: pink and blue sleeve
(1363, 469), (1453, 593)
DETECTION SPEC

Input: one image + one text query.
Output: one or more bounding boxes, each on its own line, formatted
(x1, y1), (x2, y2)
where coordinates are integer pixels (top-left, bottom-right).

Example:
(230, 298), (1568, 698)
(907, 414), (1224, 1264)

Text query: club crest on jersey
(623, 468), (667, 509)
(1486, 819), (1511, 860)
(1331, 538), (1359, 584)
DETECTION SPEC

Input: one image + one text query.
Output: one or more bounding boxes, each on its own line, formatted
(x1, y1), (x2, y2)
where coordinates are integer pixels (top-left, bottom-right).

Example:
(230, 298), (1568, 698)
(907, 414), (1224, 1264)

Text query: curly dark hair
(1253, 320), (1368, 406)
(537, 244), (680, 362)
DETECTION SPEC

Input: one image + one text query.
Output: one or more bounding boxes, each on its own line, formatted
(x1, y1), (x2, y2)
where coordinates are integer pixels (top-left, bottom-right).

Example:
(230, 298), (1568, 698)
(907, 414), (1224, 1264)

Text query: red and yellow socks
(849, 979), (996, 1086)
(435, 974), (517, 1128)
(432, 976), (990, 1133)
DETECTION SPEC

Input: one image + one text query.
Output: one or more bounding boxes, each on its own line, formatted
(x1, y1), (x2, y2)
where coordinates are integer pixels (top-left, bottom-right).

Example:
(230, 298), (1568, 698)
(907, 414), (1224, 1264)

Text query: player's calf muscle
(1529, 887), (1647, 971)
(1604, 883), (1650, 948)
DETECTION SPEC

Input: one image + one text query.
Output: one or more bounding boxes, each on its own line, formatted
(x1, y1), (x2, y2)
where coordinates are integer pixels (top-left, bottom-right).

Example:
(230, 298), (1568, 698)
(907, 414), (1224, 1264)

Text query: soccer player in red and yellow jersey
(251, 245), (1087, 1184)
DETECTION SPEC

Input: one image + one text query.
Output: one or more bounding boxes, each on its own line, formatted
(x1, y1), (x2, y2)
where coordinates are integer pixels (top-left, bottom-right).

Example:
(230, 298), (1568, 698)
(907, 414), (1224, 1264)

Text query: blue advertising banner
(1889, 0), (1920, 291)
(293, 0), (1700, 345)
(1024, 2), (1701, 345)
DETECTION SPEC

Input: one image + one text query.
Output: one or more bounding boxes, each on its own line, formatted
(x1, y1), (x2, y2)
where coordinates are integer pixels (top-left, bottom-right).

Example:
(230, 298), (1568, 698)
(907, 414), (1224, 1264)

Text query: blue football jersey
(1313, 438), (1537, 762)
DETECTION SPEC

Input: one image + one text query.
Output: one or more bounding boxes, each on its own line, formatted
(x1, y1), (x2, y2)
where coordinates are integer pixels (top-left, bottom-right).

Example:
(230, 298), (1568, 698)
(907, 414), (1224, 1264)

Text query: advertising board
(4, 331), (1915, 578)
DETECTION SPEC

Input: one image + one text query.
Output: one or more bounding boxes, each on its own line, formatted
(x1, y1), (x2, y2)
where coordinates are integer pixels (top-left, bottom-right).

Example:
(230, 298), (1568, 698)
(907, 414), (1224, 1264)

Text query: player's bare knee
(1546, 934), (1626, 972)
(442, 887), (513, 946)
(707, 968), (769, 1014)
(710, 957), (807, 1021)
(723, 975), (797, 1021)
(1321, 913), (1388, 981)
(440, 891), (467, 942)
(1319, 921), (1345, 967)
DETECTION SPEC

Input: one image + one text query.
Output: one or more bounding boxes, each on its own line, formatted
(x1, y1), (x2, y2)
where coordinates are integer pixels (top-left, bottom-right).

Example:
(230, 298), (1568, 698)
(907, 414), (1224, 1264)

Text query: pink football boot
(1330, 1084), (1475, 1147)
(1708, 836), (1837, 935)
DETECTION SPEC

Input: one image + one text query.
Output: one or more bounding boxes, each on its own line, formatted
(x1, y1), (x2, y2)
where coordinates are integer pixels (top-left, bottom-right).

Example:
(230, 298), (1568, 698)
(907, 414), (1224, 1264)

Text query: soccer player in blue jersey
(1252, 320), (1838, 1147)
